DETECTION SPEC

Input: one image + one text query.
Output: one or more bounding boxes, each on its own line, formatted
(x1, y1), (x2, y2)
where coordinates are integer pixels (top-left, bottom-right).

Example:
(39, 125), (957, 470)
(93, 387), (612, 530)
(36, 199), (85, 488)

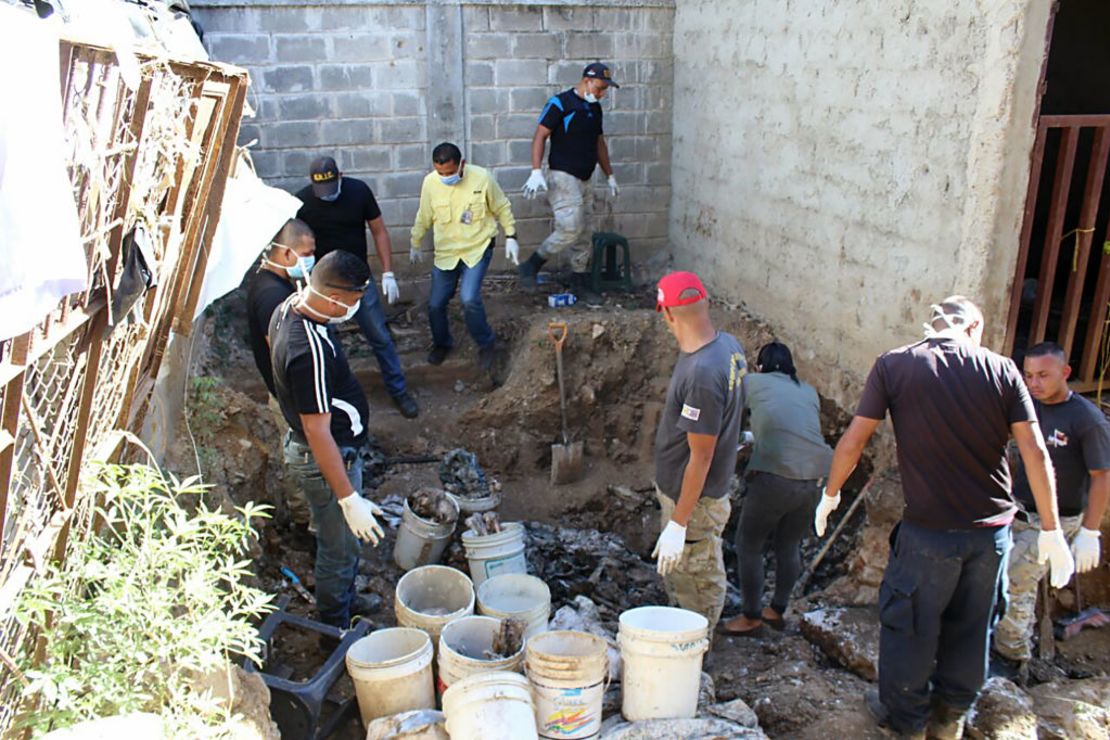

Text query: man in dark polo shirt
(269, 250), (387, 629)
(819, 297), (1075, 739)
(295, 156), (419, 419)
(993, 341), (1110, 671)
(517, 62), (621, 299)
(652, 271), (746, 636)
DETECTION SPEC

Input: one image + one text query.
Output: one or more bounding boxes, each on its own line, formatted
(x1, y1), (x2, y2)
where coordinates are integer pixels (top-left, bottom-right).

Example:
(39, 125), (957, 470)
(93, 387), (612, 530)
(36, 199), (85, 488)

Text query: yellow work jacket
(410, 164), (516, 270)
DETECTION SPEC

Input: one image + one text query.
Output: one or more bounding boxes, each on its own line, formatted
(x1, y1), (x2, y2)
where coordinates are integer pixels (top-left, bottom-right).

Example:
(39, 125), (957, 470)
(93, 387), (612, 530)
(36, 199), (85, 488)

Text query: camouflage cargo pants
(992, 513), (1082, 661)
(537, 169), (595, 273)
(656, 488), (731, 635)
(267, 396), (312, 527)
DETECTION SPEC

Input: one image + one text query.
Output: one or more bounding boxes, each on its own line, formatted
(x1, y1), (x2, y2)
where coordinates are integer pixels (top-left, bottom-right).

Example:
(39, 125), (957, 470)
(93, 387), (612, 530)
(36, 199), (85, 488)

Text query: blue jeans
(283, 432), (363, 629)
(878, 520), (1012, 733)
(353, 281), (407, 398)
(428, 243), (495, 350)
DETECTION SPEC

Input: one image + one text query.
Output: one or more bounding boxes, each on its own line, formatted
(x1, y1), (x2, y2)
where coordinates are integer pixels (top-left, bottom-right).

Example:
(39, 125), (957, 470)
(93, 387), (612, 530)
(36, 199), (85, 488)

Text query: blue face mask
(287, 254), (315, 280)
(440, 173), (462, 186)
(318, 178), (342, 202)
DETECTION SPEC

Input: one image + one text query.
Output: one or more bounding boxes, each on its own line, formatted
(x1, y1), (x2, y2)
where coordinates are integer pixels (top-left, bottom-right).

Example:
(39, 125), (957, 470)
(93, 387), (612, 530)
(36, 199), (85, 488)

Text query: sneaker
(517, 253), (547, 293)
(427, 345), (451, 365)
(391, 392), (419, 419)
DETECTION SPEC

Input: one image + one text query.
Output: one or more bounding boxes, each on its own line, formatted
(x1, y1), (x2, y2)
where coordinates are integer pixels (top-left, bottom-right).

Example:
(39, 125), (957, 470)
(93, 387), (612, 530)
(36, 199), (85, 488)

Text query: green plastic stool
(590, 231), (632, 293)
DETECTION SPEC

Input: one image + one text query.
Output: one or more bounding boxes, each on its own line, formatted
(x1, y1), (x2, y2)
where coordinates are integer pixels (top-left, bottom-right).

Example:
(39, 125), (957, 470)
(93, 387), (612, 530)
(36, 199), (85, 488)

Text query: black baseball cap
(582, 62), (619, 88)
(309, 156), (340, 198)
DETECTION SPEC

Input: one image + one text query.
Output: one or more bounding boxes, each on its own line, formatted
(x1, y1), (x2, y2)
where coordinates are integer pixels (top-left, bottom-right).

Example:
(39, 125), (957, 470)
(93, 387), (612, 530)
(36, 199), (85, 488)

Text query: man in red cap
(652, 271), (747, 636)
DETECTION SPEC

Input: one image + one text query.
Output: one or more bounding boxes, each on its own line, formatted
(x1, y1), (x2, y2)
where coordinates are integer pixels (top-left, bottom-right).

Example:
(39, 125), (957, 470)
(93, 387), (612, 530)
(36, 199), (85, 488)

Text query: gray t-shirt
(654, 332), (747, 501)
(744, 372), (833, 480)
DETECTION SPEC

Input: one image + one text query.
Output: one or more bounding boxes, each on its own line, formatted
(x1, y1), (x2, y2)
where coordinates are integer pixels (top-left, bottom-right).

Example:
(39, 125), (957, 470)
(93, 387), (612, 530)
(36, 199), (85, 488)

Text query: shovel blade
(550, 441), (584, 485)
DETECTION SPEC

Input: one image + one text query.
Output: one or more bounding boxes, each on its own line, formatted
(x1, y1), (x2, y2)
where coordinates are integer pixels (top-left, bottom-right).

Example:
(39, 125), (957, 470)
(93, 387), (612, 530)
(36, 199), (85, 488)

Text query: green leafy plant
(13, 463), (273, 737)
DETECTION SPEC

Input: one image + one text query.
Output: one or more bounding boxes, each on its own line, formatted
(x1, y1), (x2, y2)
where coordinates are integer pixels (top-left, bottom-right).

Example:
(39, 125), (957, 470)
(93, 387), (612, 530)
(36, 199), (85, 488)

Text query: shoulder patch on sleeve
(681, 403), (701, 422)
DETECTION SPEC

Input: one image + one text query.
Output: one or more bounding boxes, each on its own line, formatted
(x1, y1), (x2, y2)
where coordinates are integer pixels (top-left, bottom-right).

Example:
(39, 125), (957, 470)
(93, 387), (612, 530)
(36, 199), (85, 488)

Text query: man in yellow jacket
(410, 142), (518, 372)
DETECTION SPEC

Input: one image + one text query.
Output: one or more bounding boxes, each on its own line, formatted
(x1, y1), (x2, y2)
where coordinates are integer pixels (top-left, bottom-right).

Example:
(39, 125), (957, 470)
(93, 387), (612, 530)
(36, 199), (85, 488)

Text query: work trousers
(657, 488), (731, 635)
(283, 432), (363, 629)
(992, 513), (1082, 661)
(267, 396), (311, 527)
(736, 472), (821, 619)
(353, 279), (408, 399)
(878, 520), (1011, 734)
(428, 242), (495, 351)
(537, 169), (595, 273)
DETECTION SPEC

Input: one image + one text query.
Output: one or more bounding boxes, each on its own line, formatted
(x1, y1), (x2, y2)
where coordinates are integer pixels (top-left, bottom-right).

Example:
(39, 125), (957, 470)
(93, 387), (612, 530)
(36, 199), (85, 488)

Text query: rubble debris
(486, 618), (526, 659)
(1027, 677), (1110, 739)
(464, 512), (502, 536)
(598, 715), (768, 739)
(799, 607), (879, 680)
(409, 488), (458, 525)
(438, 448), (491, 498)
(707, 697), (761, 728)
(965, 677), (1037, 740)
(697, 672), (716, 712)
(364, 709), (448, 740)
(549, 596), (621, 681)
(1055, 608), (1110, 641)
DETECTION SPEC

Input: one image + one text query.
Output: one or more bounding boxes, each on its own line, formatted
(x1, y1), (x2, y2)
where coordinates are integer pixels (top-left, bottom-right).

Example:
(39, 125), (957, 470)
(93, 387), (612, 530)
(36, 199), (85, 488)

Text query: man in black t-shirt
(517, 62), (621, 297)
(820, 297), (1074, 738)
(246, 218), (316, 527)
(269, 251), (388, 629)
(295, 156), (419, 419)
(993, 342), (1110, 667)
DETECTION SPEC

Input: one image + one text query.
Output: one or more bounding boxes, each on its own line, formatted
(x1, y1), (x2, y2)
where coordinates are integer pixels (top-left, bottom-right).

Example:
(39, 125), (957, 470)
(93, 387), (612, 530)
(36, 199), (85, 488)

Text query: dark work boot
(390, 391), (419, 419)
(926, 698), (967, 740)
(865, 689), (926, 739)
(517, 252), (547, 292)
(571, 272), (602, 306)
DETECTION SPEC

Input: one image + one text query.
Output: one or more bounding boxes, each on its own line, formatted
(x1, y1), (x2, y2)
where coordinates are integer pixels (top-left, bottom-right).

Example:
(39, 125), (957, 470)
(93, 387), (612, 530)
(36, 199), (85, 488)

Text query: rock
(965, 677), (1037, 739)
(1027, 677), (1110, 739)
(42, 714), (165, 739)
(799, 607), (879, 680)
(697, 671), (716, 711)
(549, 595), (622, 681)
(190, 665), (279, 740)
(600, 716), (767, 739)
(707, 697), (761, 728)
(364, 709), (448, 739)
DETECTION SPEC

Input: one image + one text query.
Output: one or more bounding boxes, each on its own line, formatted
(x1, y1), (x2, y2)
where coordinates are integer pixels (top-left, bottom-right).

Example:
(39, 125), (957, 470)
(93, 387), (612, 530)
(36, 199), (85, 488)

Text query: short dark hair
(432, 142), (462, 165)
(310, 250), (370, 293)
(269, 218), (314, 253)
(757, 341), (799, 384)
(1025, 341), (1067, 363)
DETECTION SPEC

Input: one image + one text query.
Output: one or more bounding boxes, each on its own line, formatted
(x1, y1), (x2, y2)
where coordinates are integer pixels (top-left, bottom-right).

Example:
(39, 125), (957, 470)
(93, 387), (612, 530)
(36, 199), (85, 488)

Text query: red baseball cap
(656, 271), (708, 311)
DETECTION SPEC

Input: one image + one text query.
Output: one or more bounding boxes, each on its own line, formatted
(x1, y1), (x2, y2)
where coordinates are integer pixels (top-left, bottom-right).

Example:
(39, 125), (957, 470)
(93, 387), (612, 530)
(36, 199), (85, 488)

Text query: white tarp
(0, 6), (88, 342)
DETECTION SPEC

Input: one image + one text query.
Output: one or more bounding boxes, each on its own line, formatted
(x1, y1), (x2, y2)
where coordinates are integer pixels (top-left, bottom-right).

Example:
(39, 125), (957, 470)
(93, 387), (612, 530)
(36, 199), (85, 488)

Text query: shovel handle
(548, 322), (568, 350)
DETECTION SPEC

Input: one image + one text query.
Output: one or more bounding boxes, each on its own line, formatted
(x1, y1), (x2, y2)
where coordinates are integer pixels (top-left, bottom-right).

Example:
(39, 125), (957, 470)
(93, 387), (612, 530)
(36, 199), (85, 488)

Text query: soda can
(548, 293), (578, 308)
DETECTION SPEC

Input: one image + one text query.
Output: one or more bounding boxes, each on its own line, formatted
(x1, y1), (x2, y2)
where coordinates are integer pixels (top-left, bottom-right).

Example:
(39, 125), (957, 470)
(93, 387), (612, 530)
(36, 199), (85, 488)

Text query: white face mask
(583, 92), (598, 104)
(303, 286), (360, 324)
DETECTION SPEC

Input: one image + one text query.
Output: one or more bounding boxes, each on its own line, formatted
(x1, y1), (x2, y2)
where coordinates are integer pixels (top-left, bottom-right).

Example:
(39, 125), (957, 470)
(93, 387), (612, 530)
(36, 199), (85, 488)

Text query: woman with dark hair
(721, 341), (833, 635)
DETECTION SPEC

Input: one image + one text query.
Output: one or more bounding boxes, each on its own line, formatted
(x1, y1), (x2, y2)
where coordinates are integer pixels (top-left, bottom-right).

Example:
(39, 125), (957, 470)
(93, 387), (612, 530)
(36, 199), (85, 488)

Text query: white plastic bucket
(454, 488), (501, 514)
(393, 492), (459, 571)
(394, 565), (475, 649)
(437, 615), (525, 695)
(477, 574), (551, 640)
(442, 670), (538, 740)
(525, 630), (608, 740)
(345, 628), (435, 726)
(617, 606), (709, 721)
(462, 522), (528, 587)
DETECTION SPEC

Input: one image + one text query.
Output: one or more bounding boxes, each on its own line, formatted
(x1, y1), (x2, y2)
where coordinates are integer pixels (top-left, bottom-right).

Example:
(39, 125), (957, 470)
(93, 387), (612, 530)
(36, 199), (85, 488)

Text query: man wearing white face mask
(296, 156), (419, 419)
(518, 62), (620, 300)
(247, 218), (317, 530)
(269, 250), (387, 630)
(410, 142), (517, 375)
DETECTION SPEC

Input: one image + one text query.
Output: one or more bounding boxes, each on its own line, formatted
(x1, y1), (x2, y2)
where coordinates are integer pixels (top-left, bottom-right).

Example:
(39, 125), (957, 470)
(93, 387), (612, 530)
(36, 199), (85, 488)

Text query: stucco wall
(669, 0), (1052, 409)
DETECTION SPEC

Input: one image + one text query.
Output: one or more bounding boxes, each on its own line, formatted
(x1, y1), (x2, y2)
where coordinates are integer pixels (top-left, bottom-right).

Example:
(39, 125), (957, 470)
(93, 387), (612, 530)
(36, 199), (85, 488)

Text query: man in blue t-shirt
(518, 62), (621, 298)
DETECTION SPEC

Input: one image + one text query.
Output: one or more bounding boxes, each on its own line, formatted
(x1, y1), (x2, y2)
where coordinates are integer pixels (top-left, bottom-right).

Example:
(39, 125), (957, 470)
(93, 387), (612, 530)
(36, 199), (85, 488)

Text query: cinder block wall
(191, 0), (675, 273)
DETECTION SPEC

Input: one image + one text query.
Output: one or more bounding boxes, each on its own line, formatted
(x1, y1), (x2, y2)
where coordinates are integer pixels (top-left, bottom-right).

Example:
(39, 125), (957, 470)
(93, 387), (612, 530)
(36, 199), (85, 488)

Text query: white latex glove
(505, 237), (520, 266)
(1038, 528), (1076, 589)
(652, 520), (686, 576)
(337, 491), (385, 545)
(814, 489), (841, 537)
(1071, 527), (1101, 573)
(523, 169), (547, 199)
(409, 246), (422, 264)
(381, 271), (399, 304)
(607, 174), (619, 199)
(740, 430), (755, 446)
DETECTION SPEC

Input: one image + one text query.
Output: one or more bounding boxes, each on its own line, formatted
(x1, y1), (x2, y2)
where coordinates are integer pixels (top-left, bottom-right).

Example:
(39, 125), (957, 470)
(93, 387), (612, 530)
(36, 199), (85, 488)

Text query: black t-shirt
(269, 295), (369, 448)
(538, 89), (604, 181)
(245, 266), (296, 397)
(295, 177), (382, 264)
(856, 337), (1036, 530)
(1012, 393), (1110, 517)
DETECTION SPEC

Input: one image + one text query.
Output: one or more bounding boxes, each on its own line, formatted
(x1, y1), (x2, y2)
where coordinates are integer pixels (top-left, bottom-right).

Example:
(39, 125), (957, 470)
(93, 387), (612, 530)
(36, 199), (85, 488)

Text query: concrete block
(466, 33), (511, 60)
(372, 61), (425, 90)
(383, 6), (425, 31)
(333, 91), (391, 119)
(469, 115), (496, 140)
(471, 141), (507, 167)
(605, 110), (640, 135)
(378, 171), (426, 200)
(466, 61), (494, 86)
(392, 90), (423, 117)
(256, 7), (314, 33)
(495, 59), (547, 87)
(638, 59), (674, 85)
(468, 88), (508, 116)
(283, 151), (315, 179)
(593, 9), (638, 33)
(317, 7), (369, 32)
(643, 9), (675, 32)
(509, 86), (550, 113)
(389, 32), (424, 60)
(277, 94), (332, 121)
(262, 65), (314, 93)
(489, 6), (544, 32)
(644, 110), (672, 135)
(210, 34), (271, 64)
(490, 166), (533, 192)
(564, 32), (614, 60)
(512, 33), (561, 60)
(318, 64), (374, 91)
(377, 116), (425, 144)
(507, 139), (534, 165)
(192, 8), (257, 34)
(260, 120), (319, 148)
(395, 143), (429, 170)
(320, 119), (372, 147)
(513, 217), (551, 246)
(498, 113), (540, 140)
(238, 121), (262, 146)
(330, 34), (392, 63)
(247, 149), (281, 180)
(342, 146), (392, 173)
(462, 6), (489, 32)
(548, 61), (584, 86)
(542, 7), (594, 32)
(274, 35), (326, 64)
(645, 161), (671, 186)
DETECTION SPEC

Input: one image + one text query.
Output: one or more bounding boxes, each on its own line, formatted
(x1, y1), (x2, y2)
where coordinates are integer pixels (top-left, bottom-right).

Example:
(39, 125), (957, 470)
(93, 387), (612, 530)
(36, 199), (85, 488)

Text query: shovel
(548, 322), (583, 485)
